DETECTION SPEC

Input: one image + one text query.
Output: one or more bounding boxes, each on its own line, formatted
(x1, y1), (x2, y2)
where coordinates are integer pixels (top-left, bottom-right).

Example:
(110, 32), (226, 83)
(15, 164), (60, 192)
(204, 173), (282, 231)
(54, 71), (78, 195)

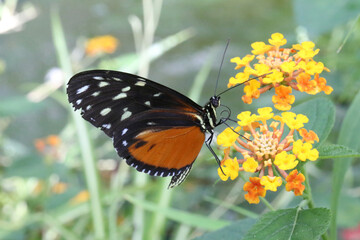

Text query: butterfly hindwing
(67, 70), (206, 186)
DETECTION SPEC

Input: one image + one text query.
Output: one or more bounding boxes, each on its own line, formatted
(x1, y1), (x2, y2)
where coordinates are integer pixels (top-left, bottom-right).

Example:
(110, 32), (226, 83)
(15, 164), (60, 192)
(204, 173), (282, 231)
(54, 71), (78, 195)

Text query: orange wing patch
(128, 126), (205, 170)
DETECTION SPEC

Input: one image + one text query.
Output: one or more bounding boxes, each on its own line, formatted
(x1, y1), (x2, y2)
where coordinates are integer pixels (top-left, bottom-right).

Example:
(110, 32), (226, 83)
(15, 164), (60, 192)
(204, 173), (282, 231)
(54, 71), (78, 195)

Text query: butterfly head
(210, 96), (221, 108)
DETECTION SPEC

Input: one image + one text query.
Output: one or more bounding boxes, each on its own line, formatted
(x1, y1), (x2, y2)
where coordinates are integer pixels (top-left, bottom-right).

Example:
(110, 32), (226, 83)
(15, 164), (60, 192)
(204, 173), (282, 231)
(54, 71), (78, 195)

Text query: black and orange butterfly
(67, 70), (227, 188)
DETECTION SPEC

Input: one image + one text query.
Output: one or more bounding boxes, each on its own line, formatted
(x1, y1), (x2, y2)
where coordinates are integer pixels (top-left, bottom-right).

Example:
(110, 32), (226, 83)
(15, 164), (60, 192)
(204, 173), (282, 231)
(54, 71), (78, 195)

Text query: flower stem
(299, 164), (314, 209)
(300, 165), (329, 240)
(260, 197), (276, 211)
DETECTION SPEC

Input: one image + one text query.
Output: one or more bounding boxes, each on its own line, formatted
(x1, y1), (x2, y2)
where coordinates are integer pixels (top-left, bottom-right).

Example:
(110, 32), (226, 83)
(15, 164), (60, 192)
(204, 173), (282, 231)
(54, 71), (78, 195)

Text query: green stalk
(300, 165), (315, 209)
(204, 196), (259, 219)
(131, 1), (164, 239)
(147, 179), (173, 240)
(108, 161), (129, 240)
(301, 165), (329, 240)
(50, 8), (105, 239)
(260, 197), (275, 211)
(42, 213), (81, 240)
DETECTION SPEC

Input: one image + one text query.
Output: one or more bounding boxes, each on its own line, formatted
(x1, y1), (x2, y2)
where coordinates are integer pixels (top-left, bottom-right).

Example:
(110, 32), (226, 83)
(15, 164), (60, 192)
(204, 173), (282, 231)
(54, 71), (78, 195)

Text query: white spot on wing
(86, 105), (92, 110)
(102, 123), (111, 129)
(99, 82), (109, 87)
(122, 140), (128, 146)
(76, 99), (82, 105)
(92, 91), (100, 97)
(135, 81), (146, 86)
(121, 111), (132, 121)
(122, 128), (128, 135)
(144, 101), (151, 106)
(122, 86), (131, 92)
(93, 76), (104, 80)
(147, 122), (156, 126)
(77, 85), (89, 94)
(113, 93), (127, 100)
(153, 92), (161, 97)
(100, 108), (111, 116)
(113, 77), (122, 81)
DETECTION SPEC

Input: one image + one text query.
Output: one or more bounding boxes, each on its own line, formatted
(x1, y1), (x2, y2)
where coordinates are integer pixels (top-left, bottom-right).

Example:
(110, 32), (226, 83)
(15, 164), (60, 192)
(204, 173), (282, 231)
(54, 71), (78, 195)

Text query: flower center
(251, 131), (278, 161)
(258, 49), (294, 69)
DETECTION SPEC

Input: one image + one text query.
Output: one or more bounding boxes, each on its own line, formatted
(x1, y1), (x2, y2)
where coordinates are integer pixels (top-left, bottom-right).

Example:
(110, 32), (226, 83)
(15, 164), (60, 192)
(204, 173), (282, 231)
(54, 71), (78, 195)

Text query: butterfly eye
(210, 96), (221, 108)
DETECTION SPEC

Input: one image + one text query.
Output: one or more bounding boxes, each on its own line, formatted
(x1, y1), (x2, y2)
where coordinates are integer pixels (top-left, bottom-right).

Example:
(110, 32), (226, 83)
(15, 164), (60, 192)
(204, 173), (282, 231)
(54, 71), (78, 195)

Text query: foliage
(0, 0), (359, 239)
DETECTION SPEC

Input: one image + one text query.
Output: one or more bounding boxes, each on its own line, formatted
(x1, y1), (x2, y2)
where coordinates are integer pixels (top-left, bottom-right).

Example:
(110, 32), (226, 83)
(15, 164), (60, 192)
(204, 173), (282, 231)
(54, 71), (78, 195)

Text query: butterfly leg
(205, 133), (226, 175)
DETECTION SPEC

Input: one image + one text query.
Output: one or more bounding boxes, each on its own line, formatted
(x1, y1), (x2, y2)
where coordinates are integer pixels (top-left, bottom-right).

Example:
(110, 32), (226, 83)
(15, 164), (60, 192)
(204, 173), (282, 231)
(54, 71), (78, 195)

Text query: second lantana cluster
(217, 107), (319, 204)
(229, 33), (333, 111)
(216, 33), (329, 204)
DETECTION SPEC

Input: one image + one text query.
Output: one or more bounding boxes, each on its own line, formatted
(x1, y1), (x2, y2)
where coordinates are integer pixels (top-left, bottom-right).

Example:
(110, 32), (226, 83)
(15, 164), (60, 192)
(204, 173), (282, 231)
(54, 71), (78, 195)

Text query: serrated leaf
(194, 218), (257, 240)
(318, 144), (360, 159)
(292, 98), (335, 148)
(242, 208), (331, 240)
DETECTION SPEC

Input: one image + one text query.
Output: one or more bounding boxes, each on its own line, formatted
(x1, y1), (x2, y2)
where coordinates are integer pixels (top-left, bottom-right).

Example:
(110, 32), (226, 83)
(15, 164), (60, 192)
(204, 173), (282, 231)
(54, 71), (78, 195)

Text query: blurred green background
(1, 0), (360, 239)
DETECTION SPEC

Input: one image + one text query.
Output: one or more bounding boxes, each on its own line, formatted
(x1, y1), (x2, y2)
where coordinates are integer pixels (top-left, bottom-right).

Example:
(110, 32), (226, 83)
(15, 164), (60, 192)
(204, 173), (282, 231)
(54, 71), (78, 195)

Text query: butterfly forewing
(67, 70), (207, 186)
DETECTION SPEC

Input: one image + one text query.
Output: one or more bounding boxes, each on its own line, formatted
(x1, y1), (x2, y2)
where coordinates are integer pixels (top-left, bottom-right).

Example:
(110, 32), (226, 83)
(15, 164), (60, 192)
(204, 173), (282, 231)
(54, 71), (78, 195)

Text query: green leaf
(293, 0), (360, 37)
(242, 208), (331, 240)
(0, 96), (45, 117)
(194, 218), (257, 240)
(44, 186), (81, 210)
(331, 90), (360, 239)
(3, 155), (51, 179)
(318, 144), (360, 159)
(124, 194), (229, 231)
(292, 97), (335, 147)
(3, 154), (71, 180)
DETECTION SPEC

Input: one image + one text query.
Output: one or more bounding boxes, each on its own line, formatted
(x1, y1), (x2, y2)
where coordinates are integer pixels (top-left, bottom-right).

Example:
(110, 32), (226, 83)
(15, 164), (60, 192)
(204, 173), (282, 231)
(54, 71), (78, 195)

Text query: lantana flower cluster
(34, 135), (62, 160)
(229, 33), (333, 111)
(217, 107), (319, 204)
(85, 35), (119, 56)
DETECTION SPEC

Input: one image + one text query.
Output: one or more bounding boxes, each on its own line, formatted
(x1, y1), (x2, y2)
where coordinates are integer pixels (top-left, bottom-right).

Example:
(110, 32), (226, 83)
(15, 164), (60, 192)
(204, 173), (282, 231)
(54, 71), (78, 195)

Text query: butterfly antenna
(214, 39), (230, 96)
(217, 73), (269, 97)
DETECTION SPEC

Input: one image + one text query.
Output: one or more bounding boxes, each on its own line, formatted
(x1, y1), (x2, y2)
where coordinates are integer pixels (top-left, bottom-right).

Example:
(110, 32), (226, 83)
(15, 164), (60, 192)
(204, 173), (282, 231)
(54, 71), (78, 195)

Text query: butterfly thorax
(201, 96), (220, 133)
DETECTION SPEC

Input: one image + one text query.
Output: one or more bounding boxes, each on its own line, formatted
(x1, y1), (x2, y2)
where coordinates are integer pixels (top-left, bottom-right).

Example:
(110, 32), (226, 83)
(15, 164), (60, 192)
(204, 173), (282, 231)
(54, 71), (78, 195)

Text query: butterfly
(67, 70), (224, 188)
